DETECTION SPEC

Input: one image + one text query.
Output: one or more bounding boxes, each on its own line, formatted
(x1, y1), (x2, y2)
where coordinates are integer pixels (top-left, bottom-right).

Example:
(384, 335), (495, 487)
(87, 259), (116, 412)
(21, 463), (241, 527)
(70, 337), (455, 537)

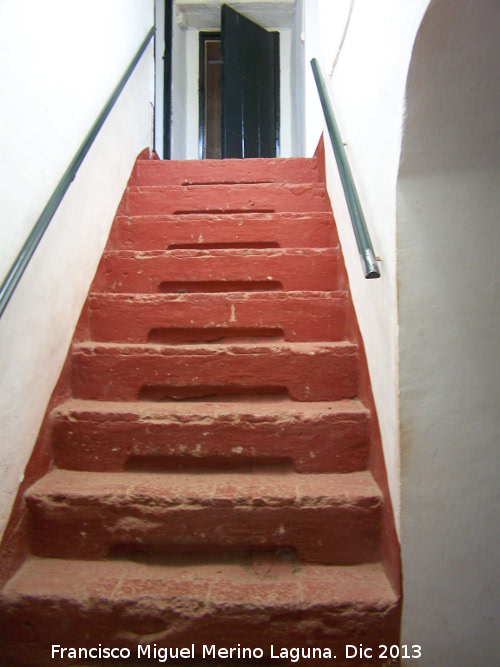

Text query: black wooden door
(221, 4), (280, 159)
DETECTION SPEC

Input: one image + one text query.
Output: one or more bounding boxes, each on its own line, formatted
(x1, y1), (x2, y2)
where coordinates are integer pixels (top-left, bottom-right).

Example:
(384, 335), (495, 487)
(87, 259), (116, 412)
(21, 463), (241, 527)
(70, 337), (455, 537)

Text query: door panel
(221, 4), (279, 159)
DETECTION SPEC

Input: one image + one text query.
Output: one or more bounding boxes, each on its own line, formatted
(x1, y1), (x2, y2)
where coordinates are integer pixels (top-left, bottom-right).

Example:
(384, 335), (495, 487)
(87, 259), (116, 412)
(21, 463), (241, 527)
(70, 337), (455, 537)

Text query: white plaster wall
(186, 29), (201, 159)
(0, 0), (154, 537)
(171, 12), (189, 159)
(302, 0), (431, 528)
(399, 0), (500, 662)
(289, 0), (305, 157)
(155, 0), (166, 158)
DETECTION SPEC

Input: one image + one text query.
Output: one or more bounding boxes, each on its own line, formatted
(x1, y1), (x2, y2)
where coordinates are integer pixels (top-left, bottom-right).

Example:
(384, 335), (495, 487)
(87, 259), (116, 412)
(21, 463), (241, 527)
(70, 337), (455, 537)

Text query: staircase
(0, 155), (400, 666)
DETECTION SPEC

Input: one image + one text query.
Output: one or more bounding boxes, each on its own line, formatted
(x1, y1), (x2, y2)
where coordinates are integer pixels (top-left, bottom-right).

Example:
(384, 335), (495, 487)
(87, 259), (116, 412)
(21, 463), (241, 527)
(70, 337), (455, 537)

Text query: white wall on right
(302, 0), (431, 529)
(399, 0), (500, 663)
(299, 1), (499, 660)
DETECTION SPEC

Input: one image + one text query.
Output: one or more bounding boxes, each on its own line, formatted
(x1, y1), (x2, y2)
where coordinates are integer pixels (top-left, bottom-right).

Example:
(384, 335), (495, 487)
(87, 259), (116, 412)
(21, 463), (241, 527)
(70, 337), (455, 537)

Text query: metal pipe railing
(311, 58), (380, 279)
(0, 26), (155, 319)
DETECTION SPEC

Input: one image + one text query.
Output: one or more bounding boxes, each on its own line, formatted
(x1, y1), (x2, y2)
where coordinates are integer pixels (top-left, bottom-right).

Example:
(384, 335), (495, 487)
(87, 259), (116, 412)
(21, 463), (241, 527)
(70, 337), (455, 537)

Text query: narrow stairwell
(0, 155), (400, 666)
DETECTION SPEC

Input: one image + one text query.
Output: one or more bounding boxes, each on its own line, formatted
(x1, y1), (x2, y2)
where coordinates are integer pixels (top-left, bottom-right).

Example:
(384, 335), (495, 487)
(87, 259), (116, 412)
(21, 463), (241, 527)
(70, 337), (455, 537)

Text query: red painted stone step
(130, 156), (322, 186)
(87, 291), (347, 343)
(0, 152), (401, 667)
(25, 470), (381, 564)
(92, 248), (339, 293)
(108, 212), (336, 251)
(0, 558), (398, 667)
(52, 398), (370, 474)
(71, 341), (359, 402)
(124, 183), (330, 216)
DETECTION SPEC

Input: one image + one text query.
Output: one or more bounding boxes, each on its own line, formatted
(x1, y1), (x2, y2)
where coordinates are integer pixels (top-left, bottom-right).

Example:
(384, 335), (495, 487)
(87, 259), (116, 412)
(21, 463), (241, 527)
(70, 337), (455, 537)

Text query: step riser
(27, 503), (380, 564)
(71, 345), (359, 402)
(52, 410), (370, 474)
(0, 592), (399, 667)
(109, 212), (335, 250)
(88, 293), (346, 343)
(131, 157), (321, 185)
(125, 184), (330, 216)
(93, 250), (339, 293)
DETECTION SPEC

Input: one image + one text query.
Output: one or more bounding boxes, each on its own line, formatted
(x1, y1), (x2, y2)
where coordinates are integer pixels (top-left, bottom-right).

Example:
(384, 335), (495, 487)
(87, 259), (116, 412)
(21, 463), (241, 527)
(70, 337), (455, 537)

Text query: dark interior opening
(199, 33), (222, 159)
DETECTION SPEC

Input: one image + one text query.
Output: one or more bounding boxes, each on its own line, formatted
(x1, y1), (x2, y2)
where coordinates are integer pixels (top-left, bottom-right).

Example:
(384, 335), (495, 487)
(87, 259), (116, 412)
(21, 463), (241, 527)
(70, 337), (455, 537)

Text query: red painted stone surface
(70, 341), (359, 402)
(130, 156), (322, 186)
(52, 399), (370, 473)
(87, 291), (347, 343)
(26, 469), (381, 564)
(0, 147), (400, 667)
(108, 212), (337, 251)
(92, 248), (339, 293)
(0, 559), (398, 667)
(124, 183), (330, 216)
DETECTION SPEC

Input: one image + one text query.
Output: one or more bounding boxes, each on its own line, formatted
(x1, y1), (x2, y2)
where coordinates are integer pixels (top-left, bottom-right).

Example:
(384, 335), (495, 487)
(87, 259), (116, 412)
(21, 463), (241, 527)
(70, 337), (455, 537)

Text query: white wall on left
(0, 0), (154, 538)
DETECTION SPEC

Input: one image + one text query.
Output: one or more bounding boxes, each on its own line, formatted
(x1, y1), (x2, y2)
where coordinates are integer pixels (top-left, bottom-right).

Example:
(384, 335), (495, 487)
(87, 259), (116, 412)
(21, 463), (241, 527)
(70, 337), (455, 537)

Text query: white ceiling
(174, 0), (297, 30)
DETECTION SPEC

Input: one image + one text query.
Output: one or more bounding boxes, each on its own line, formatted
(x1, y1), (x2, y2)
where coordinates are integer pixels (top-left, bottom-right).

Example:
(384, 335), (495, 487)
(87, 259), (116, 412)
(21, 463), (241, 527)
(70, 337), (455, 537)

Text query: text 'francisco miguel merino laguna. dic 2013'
(51, 644), (339, 663)
(52, 643), (424, 662)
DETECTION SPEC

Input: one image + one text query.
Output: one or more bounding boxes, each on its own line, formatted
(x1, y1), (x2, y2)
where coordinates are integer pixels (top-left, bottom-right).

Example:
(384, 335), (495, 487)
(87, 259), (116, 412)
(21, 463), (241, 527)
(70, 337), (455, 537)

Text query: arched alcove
(398, 0), (500, 662)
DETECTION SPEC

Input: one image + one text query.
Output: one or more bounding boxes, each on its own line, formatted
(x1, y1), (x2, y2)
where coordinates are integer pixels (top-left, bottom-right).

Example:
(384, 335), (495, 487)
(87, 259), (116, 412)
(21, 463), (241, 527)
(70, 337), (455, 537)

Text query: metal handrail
(311, 58), (380, 279)
(0, 26), (155, 319)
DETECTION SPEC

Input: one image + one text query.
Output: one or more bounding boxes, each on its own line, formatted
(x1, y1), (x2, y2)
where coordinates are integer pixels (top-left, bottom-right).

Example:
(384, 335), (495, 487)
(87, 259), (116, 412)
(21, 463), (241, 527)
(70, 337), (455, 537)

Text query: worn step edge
(100, 247), (339, 259)
(88, 290), (346, 301)
(26, 469), (380, 506)
(72, 340), (357, 355)
(52, 397), (368, 420)
(2, 557), (396, 606)
(115, 211), (334, 223)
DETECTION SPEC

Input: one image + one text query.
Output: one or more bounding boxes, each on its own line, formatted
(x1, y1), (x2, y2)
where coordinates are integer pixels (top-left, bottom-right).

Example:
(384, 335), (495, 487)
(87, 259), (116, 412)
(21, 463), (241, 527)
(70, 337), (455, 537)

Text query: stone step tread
(72, 340), (357, 354)
(93, 248), (339, 294)
(51, 397), (370, 475)
(3, 557), (396, 607)
(101, 247), (338, 258)
(88, 290), (346, 301)
(27, 469), (380, 507)
(53, 397), (369, 421)
(131, 157), (322, 185)
(127, 182), (327, 193)
(123, 183), (330, 216)
(110, 211), (336, 250)
(117, 211), (334, 222)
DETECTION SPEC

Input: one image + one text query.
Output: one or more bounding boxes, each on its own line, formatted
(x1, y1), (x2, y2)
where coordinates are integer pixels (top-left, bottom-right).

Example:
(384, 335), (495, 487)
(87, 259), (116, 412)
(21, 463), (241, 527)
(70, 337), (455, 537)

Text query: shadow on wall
(398, 0), (500, 665)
